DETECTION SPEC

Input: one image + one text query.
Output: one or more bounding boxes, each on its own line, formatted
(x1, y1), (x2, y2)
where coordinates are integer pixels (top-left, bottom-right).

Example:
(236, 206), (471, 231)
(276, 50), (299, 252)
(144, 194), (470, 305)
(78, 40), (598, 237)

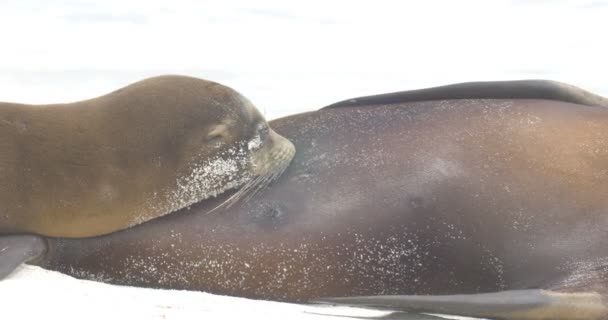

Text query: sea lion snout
(250, 128), (295, 177)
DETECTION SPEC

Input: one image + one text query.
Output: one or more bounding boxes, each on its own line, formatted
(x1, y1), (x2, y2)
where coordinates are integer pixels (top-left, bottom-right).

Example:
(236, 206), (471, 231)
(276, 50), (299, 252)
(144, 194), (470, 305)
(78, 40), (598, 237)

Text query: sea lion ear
(0, 235), (47, 279)
(205, 124), (229, 143)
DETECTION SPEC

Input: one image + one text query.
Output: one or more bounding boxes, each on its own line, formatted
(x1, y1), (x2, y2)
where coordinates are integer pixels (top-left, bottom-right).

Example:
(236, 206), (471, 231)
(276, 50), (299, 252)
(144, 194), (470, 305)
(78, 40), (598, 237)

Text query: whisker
(205, 145), (294, 214)
(205, 175), (259, 214)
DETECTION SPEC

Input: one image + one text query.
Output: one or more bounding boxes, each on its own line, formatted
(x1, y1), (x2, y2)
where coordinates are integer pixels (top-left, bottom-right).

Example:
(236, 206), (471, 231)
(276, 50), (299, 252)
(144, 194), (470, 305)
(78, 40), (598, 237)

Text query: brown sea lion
(4, 80), (608, 319)
(0, 75), (295, 238)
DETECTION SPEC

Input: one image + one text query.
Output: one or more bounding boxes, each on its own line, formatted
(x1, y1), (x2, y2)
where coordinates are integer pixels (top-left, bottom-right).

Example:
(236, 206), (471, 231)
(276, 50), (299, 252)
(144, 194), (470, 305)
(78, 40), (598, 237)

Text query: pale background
(1, 1), (607, 319)
(1, 0), (607, 120)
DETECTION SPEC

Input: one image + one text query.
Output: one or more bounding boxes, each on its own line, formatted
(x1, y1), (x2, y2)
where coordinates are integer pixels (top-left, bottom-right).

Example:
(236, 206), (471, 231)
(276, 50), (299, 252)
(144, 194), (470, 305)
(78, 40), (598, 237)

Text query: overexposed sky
(1, 0), (607, 119)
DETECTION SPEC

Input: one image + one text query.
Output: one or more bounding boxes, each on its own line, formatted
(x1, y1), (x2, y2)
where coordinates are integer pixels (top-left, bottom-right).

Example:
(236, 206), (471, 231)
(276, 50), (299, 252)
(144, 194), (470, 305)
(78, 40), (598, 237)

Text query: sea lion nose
(270, 129), (295, 158)
(250, 129), (295, 177)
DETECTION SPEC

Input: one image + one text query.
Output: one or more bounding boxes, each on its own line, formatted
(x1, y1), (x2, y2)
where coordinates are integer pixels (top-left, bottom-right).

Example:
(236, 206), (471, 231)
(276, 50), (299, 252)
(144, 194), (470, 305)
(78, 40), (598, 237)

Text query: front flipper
(0, 235), (46, 279)
(314, 289), (608, 320)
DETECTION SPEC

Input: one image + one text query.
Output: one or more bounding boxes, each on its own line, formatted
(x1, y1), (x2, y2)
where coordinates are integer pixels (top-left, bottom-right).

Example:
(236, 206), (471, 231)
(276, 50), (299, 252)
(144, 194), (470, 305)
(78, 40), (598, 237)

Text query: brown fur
(0, 75), (294, 238)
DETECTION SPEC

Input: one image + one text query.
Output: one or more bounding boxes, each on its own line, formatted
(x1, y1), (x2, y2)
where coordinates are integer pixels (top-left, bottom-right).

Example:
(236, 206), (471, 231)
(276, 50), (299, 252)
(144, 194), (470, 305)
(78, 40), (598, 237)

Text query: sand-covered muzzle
(212, 128), (296, 210)
(146, 127), (295, 219)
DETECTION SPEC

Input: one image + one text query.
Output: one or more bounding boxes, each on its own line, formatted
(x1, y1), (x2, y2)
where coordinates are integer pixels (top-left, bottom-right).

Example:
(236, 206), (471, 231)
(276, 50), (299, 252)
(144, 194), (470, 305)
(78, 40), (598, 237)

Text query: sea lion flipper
(304, 310), (452, 320)
(0, 235), (46, 279)
(313, 289), (608, 320)
(322, 80), (608, 109)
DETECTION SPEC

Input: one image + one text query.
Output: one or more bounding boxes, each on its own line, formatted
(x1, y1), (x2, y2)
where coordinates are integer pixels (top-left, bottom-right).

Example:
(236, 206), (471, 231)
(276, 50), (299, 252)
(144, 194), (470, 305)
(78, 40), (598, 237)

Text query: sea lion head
(133, 76), (295, 216)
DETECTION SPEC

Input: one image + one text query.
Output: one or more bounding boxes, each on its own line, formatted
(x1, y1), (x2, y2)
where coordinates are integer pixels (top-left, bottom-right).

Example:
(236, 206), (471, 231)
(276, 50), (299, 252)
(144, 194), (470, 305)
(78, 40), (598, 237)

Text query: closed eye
(206, 124), (229, 145)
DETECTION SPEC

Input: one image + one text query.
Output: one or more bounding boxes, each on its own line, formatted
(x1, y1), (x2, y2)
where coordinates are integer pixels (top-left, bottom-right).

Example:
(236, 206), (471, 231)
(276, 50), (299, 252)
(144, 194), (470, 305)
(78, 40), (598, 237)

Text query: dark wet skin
(32, 96), (608, 302)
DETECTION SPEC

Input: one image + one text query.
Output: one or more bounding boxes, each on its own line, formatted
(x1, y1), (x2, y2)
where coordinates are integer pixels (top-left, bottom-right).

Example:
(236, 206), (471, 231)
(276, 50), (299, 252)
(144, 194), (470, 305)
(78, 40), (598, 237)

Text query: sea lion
(0, 75), (295, 238)
(4, 80), (608, 319)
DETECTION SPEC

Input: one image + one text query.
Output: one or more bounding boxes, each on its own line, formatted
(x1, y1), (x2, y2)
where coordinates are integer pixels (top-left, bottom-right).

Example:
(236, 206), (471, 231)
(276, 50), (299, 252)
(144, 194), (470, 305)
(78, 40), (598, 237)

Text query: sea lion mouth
(209, 129), (296, 211)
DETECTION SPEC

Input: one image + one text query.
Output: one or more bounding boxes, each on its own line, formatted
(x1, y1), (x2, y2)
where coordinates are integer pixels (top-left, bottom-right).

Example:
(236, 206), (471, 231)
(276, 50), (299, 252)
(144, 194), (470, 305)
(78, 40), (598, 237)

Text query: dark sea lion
(4, 80), (608, 319)
(0, 75), (295, 238)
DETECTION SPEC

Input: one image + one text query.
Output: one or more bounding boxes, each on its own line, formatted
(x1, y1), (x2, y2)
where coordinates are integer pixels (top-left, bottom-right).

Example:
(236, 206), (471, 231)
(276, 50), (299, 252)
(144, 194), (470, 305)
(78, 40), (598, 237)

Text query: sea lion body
(0, 75), (295, 237)
(6, 80), (608, 319)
